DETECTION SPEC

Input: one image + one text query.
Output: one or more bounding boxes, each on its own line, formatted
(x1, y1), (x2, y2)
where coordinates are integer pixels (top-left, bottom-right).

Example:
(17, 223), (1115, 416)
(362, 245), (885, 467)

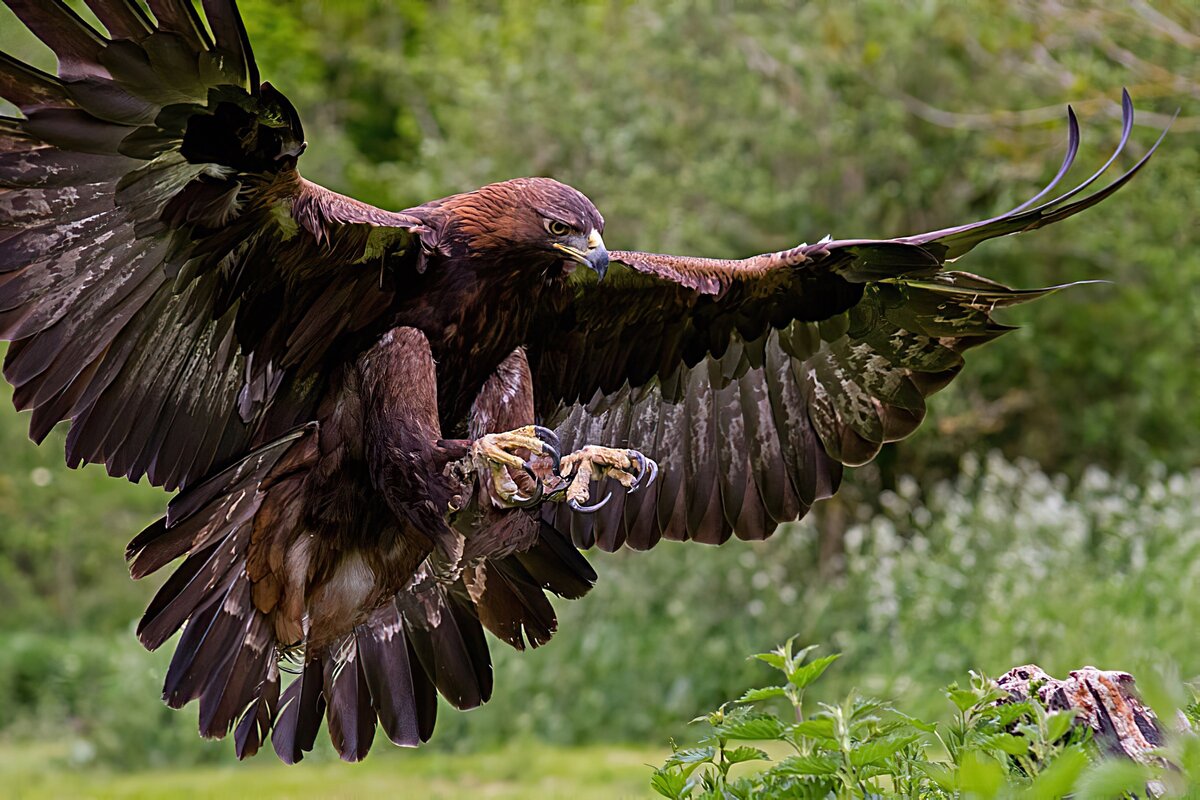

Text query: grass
(1, 741), (663, 800)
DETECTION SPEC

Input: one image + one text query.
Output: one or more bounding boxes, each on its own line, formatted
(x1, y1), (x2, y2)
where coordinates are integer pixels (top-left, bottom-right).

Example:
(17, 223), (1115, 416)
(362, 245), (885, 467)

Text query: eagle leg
(466, 425), (561, 508)
(554, 445), (659, 514)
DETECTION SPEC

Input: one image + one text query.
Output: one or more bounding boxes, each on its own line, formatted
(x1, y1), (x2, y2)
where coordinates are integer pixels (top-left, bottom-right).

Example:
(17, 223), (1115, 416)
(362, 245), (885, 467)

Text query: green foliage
(650, 639), (1198, 798)
(0, 362), (164, 635)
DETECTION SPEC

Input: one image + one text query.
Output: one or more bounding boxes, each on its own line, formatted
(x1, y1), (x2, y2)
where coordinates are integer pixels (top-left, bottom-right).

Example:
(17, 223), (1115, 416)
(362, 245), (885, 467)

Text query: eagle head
(436, 177), (609, 280)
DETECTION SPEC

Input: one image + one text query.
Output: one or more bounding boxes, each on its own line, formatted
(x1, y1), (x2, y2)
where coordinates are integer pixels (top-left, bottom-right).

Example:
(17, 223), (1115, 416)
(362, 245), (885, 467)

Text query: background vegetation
(0, 0), (1196, 796)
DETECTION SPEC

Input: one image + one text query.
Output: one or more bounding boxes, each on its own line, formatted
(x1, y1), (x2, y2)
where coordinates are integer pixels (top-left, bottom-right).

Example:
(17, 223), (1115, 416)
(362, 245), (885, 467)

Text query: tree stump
(997, 664), (1172, 795)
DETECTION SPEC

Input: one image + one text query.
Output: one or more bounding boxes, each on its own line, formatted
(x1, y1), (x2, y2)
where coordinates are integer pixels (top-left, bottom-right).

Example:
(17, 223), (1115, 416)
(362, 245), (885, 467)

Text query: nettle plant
(650, 638), (1200, 799)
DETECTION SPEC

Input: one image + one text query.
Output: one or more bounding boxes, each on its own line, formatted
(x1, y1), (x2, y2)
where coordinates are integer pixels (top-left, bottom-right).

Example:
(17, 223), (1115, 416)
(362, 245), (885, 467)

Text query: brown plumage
(0, 0), (1168, 763)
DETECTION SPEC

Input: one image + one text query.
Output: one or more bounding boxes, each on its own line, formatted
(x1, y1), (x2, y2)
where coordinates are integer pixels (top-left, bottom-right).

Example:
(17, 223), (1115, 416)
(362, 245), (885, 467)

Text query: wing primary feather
(1023, 90), (1133, 216)
(0, 0), (110, 79)
(200, 0), (260, 91)
(0, 51), (72, 111)
(146, 0), (214, 50)
(84, 0), (155, 41)
(901, 105), (1080, 246)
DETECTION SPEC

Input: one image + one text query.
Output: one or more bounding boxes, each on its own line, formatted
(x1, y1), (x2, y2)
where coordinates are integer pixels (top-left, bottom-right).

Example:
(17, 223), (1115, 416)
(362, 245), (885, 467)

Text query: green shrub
(650, 638), (1200, 798)
(0, 632), (223, 768)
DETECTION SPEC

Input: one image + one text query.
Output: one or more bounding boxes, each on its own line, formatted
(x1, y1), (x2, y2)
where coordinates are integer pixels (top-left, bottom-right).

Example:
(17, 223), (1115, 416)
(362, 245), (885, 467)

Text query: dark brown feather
(272, 656), (326, 765)
(322, 636), (377, 762)
(356, 601), (425, 748)
(1, 1), (109, 79)
(233, 660), (279, 759)
(84, 0), (155, 41)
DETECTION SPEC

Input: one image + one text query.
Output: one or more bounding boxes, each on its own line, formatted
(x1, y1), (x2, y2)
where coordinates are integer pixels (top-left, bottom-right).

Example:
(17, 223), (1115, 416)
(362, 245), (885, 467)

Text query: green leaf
(849, 733), (921, 766)
(987, 732), (1029, 756)
(737, 686), (787, 704)
(753, 652), (788, 671)
(1072, 759), (1154, 799)
(894, 711), (939, 734)
(772, 753), (841, 776)
(664, 746), (717, 768)
(947, 687), (981, 713)
(724, 746), (769, 765)
(849, 697), (889, 722)
(788, 653), (841, 690)
(1044, 709), (1078, 743)
(650, 768), (692, 800)
(993, 701), (1035, 727)
(1023, 746), (1088, 799)
(958, 751), (1005, 799)
(915, 762), (958, 790)
(719, 714), (787, 741)
(789, 718), (837, 741)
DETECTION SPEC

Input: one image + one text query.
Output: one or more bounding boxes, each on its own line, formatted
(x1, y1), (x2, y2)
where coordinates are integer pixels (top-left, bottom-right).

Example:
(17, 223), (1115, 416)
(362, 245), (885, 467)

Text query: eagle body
(0, 0), (1167, 763)
(387, 179), (601, 433)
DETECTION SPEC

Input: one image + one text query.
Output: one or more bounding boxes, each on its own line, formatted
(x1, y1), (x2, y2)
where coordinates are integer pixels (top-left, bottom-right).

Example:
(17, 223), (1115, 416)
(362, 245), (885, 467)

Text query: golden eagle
(0, 0), (1166, 762)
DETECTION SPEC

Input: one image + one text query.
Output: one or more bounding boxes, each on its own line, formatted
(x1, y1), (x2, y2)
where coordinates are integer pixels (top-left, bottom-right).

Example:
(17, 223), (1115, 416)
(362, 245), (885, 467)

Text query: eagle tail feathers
(122, 426), (317, 755)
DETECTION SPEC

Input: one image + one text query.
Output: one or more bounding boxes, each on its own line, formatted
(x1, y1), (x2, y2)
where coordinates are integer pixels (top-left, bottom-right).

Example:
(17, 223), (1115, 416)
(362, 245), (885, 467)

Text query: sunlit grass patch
(2, 740), (662, 800)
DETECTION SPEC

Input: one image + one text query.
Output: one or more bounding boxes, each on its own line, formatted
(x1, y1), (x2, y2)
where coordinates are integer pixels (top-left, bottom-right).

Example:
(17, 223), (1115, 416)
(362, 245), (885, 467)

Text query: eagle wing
(0, 0), (428, 490)
(530, 95), (1167, 551)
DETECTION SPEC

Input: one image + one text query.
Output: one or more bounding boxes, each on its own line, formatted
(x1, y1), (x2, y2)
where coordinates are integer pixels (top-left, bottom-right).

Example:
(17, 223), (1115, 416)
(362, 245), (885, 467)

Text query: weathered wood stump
(997, 664), (1173, 795)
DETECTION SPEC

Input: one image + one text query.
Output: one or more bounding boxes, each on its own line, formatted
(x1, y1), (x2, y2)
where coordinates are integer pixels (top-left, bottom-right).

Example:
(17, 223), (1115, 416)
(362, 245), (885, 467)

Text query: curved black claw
(642, 457), (659, 491)
(569, 491), (613, 513)
(541, 442), (562, 472)
(626, 450), (647, 492)
(533, 425), (560, 450)
(627, 451), (659, 493)
(532, 426), (561, 470)
(511, 478), (544, 508)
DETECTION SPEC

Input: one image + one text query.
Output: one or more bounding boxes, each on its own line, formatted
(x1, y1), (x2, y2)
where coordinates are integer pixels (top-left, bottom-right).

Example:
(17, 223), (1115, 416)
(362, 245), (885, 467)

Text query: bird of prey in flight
(0, 0), (1166, 762)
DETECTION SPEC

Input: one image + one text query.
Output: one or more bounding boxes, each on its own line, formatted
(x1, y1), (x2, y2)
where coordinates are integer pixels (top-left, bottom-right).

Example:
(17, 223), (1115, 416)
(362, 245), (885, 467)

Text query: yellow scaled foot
(469, 425), (560, 508)
(558, 445), (658, 513)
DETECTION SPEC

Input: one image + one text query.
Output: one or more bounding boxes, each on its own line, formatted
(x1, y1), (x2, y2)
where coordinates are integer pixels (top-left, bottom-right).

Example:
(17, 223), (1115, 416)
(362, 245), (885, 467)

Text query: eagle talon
(529, 426), (561, 470)
(510, 479), (544, 508)
(468, 426), (561, 508)
(569, 492), (612, 513)
(627, 451), (659, 493)
(557, 444), (657, 513)
(532, 426), (560, 450)
(538, 441), (561, 472)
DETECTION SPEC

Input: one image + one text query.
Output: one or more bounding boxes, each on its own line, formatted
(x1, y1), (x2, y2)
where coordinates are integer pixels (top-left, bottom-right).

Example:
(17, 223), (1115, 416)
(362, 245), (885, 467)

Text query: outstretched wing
(531, 94), (1168, 551)
(0, 0), (429, 489)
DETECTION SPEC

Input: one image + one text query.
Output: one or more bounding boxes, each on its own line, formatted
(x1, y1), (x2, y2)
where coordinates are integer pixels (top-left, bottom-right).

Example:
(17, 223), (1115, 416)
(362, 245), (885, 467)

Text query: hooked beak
(554, 229), (609, 281)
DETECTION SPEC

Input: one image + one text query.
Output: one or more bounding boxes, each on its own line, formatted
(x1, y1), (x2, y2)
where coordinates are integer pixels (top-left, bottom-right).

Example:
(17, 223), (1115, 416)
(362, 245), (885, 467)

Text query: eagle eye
(545, 219), (572, 237)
